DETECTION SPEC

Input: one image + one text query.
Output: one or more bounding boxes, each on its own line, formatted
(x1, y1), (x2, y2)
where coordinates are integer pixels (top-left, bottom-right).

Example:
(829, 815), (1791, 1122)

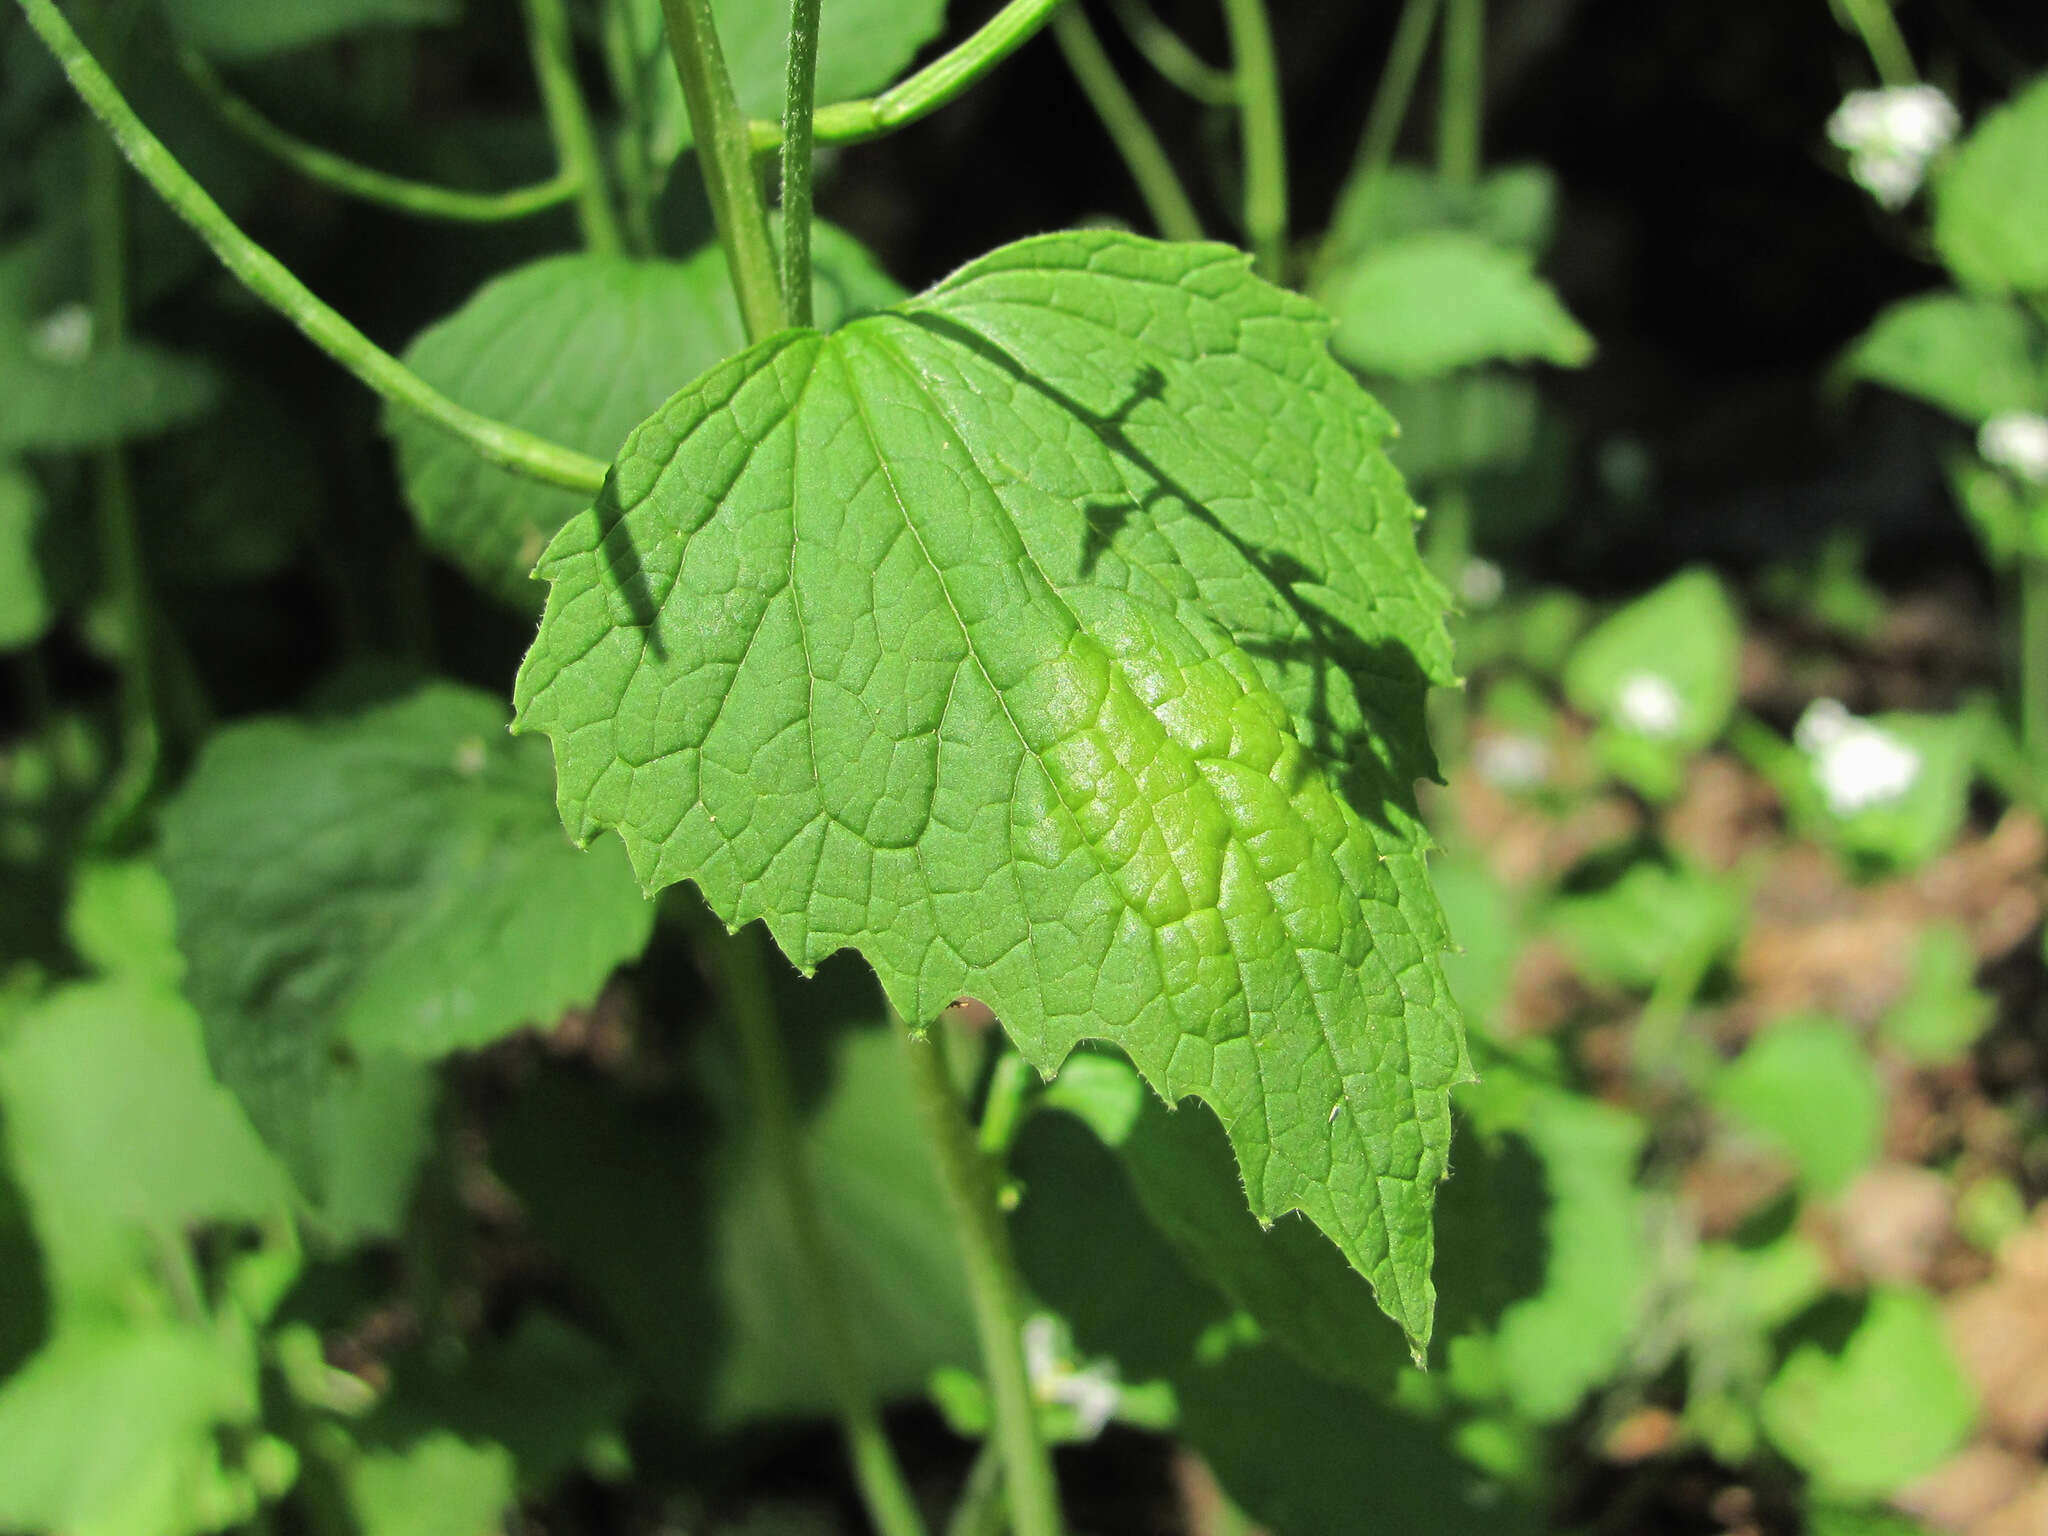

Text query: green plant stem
(600, 0), (660, 253)
(2022, 556), (2048, 782)
(1351, 0), (1442, 193)
(657, 0), (786, 341)
(746, 0), (1070, 154)
(178, 48), (579, 223)
(1838, 0), (1918, 86)
(1052, 5), (1203, 243)
(945, 1440), (1008, 1536)
(1218, 0), (1286, 279)
(902, 1026), (1063, 1536)
(781, 0), (824, 329)
(709, 925), (930, 1536)
(85, 91), (160, 841)
(14, 0), (607, 493)
(1438, 0), (1482, 188)
(522, 0), (624, 253)
(1108, 0), (1234, 105)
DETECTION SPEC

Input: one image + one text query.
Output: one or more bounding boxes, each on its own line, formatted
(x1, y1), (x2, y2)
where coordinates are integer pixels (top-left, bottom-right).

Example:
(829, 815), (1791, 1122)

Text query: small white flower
(1826, 85), (1959, 208)
(1022, 1314), (1122, 1439)
(1981, 411), (2048, 485)
(1458, 558), (1505, 609)
(1615, 671), (1683, 739)
(1472, 731), (1551, 791)
(29, 304), (93, 366)
(1794, 698), (1922, 816)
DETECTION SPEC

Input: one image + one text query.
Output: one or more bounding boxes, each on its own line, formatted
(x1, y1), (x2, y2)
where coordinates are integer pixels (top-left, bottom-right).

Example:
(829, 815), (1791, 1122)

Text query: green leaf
(513, 231), (1464, 1349)
(1370, 372), (1542, 485)
(1713, 1017), (1883, 1196)
(0, 979), (287, 1298)
(1934, 73), (2048, 297)
(1949, 454), (2048, 568)
(159, 0), (459, 59)
(0, 245), (219, 452)
(342, 1432), (513, 1536)
(1563, 567), (1741, 752)
(1847, 293), (2046, 423)
(157, 683), (653, 1203)
(1325, 233), (1594, 381)
(1806, 1509), (1935, 1536)
(632, 0), (948, 162)
(1882, 922), (1994, 1065)
(1761, 1288), (1977, 1499)
(1547, 855), (1742, 993)
(0, 1319), (264, 1536)
(0, 463), (51, 651)
(1323, 163), (1560, 272)
(65, 858), (184, 989)
(1795, 710), (1979, 872)
(391, 233), (906, 609)
(490, 975), (977, 1426)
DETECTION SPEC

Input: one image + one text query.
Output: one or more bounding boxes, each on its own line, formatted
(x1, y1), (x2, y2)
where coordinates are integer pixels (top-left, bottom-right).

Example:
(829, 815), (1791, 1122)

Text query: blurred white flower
(1826, 85), (1959, 209)
(1472, 731), (1552, 791)
(1980, 411), (2048, 485)
(1023, 1314), (1121, 1439)
(1794, 698), (1921, 816)
(1615, 671), (1683, 739)
(1458, 557), (1505, 609)
(29, 304), (93, 366)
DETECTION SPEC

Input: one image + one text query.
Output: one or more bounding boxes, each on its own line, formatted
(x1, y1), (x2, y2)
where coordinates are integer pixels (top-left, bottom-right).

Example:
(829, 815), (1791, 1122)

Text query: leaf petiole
(13, 0), (608, 494)
(178, 47), (582, 225)
(1219, 0), (1287, 279)
(781, 0), (825, 329)
(522, 0), (626, 253)
(1051, 3), (1204, 244)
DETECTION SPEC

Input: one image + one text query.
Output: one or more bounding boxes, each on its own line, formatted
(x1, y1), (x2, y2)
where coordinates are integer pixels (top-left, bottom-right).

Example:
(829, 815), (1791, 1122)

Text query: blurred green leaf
(1372, 372), (1541, 484)
(0, 245), (219, 452)
(159, 0), (459, 59)
(342, 1431), (513, 1536)
(1761, 1288), (1976, 1499)
(1806, 1507), (1936, 1536)
(1934, 73), (2048, 297)
(65, 859), (183, 989)
(1563, 568), (1741, 755)
(0, 979), (287, 1297)
(1327, 232), (1593, 381)
(391, 231), (904, 609)
(492, 984), (976, 1428)
(1548, 856), (1742, 993)
(1795, 710), (1979, 873)
(1323, 163), (1559, 272)
(1847, 293), (2045, 423)
(1949, 453), (2048, 568)
(0, 463), (51, 651)
(1714, 1017), (1882, 1196)
(1881, 922), (1993, 1065)
(158, 684), (652, 1205)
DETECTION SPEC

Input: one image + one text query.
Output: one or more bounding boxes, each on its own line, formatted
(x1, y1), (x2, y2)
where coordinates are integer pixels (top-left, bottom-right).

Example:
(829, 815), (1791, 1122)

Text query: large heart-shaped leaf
(514, 231), (1463, 1348)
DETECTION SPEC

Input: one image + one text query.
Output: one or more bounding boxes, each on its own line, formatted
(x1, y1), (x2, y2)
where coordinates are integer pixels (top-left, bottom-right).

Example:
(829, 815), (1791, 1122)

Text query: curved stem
(1108, 0), (1235, 106)
(1218, 0), (1286, 280)
(1437, 0), (1482, 189)
(2022, 556), (2048, 781)
(1351, 0), (1443, 194)
(522, 0), (624, 253)
(1838, 0), (1918, 86)
(658, 0), (786, 341)
(781, 0), (824, 329)
(706, 925), (929, 1536)
(14, 0), (609, 493)
(747, 0), (1069, 154)
(1052, 5), (1203, 243)
(179, 48), (580, 223)
(901, 1026), (1064, 1536)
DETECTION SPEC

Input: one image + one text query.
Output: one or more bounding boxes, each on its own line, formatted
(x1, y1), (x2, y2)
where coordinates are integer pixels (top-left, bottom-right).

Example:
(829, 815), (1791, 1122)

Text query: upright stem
(2022, 556), (2048, 783)
(15, 0), (608, 492)
(709, 926), (929, 1536)
(902, 1027), (1064, 1536)
(86, 81), (159, 840)
(1108, 0), (1235, 106)
(1218, 0), (1286, 280)
(1052, 5), (1204, 244)
(1351, 0), (1442, 192)
(1838, 0), (1918, 87)
(780, 0), (824, 329)
(522, 0), (624, 253)
(658, 0), (787, 340)
(1438, 0), (1482, 189)
(600, 0), (660, 254)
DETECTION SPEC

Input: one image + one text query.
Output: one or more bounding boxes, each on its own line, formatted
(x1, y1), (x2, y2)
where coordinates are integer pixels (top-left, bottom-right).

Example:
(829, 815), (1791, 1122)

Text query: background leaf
(1847, 294), (2045, 422)
(1934, 73), (2048, 297)
(159, 0), (460, 60)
